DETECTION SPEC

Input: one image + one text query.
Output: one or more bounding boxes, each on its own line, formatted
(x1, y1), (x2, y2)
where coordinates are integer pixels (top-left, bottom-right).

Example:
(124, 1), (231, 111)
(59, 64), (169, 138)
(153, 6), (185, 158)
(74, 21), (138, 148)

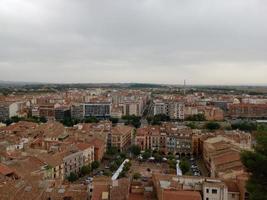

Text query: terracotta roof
(213, 151), (241, 166)
(75, 142), (93, 151)
(128, 193), (144, 200)
(110, 178), (130, 200)
(162, 190), (202, 200)
(89, 138), (105, 148)
(0, 163), (14, 176)
(91, 177), (110, 200)
(225, 181), (240, 193)
(112, 125), (133, 136)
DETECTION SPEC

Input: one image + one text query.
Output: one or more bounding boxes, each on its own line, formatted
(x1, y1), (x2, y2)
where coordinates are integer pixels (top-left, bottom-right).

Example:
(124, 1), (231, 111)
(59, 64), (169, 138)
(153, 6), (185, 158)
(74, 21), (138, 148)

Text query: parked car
(86, 177), (94, 183)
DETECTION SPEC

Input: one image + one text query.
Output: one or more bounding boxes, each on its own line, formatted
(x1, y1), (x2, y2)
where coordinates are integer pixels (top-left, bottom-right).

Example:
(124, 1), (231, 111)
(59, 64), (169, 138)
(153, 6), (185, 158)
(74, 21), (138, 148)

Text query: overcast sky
(0, 0), (267, 85)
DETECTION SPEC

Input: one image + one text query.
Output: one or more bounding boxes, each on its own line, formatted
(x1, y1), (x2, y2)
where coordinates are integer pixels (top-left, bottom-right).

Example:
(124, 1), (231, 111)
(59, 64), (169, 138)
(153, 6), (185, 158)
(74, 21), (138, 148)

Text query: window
(212, 189), (217, 194)
(206, 189), (209, 193)
(206, 198), (209, 200)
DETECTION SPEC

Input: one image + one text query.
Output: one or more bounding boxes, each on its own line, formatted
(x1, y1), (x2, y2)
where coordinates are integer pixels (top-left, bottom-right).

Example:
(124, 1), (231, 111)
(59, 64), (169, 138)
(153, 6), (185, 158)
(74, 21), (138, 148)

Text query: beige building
(203, 135), (249, 179)
(76, 142), (94, 166)
(111, 125), (134, 151)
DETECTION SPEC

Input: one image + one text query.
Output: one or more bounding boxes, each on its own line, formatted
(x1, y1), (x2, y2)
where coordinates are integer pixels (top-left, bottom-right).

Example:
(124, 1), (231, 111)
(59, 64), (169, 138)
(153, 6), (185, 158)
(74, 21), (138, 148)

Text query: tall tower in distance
(183, 80), (186, 95)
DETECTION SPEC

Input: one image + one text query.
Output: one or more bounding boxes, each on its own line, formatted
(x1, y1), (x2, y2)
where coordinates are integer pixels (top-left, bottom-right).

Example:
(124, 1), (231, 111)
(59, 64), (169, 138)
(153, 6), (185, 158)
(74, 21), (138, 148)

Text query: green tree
(133, 172), (141, 180)
(91, 161), (100, 171)
(232, 121), (257, 132)
(119, 152), (127, 159)
(11, 116), (21, 123)
(123, 161), (132, 172)
(142, 150), (151, 160)
(186, 122), (197, 129)
(39, 116), (47, 123)
(67, 172), (78, 182)
(110, 117), (119, 124)
(122, 115), (141, 128)
(115, 158), (123, 166)
(80, 165), (91, 176)
(147, 114), (170, 125)
(205, 122), (221, 130)
(179, 159), (190, 174)
(84, 117), (99, 123)
(107, 147), (119, 155)
(186, 114), (206, 121)
(129, 145), (141, 156)
(146, 116), (153, 124)
(154, 152), (163, 162)
(118, 170), (126, 178)
(3, 118), (13, 126)
(167, 153), (175, 161)
(103, 170), (112, 177)
(241, 135), (267, 200)
(168, 159), (177, 169)
(61, 117), (74, 127)
(109, 162), (119, 172)
(257, 124), (267, 133)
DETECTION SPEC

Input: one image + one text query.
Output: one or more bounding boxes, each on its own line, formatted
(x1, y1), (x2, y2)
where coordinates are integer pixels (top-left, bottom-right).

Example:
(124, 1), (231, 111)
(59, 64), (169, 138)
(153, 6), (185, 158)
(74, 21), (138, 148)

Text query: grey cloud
(0, 0), (267, 84)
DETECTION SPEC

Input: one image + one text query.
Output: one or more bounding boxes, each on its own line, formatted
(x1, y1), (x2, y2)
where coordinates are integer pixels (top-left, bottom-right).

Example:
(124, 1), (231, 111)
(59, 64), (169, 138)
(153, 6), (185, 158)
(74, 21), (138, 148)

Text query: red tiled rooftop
(128, 193), (144, 200)
(75, 142), (93, 150)
(0, 163), (14, 175)
(162, 190), (202, 200)
(89, 138), (105, 148)
(225, 180), (240, 193)
(213, 151), (241, 166)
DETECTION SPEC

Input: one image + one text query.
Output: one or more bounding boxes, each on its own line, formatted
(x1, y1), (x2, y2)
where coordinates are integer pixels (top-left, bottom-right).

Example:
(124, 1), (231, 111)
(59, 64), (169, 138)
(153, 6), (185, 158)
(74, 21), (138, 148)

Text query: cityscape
(0, 84), (266, 200)
(1, 1), (267, 200)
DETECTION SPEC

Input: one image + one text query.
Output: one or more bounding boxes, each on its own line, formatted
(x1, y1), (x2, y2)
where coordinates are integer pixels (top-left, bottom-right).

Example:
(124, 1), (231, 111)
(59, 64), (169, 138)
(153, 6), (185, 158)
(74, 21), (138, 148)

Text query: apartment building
(229, 103), (267, 118)
(111, 125), (133, 152)
(111, 90), (149, 116)
(0, 101), (21, 121)
(71, 102), (111, 119)
(153, 100), (185, 120)
(31, 105), (40, 118)
(63, 148), (84, 177)
(76, 142), (94, 166)
(84, 102), (111, 118)
(123, 101), (141, 116)
(71, 103), (84, 120)
(136, 124), (193, 155)
(198, 106), (224, 121)
(42, 153), (65, 180)
(168, 102), (185, 120)
(38, 104), (55, 120)
(55, 105), (71, 121)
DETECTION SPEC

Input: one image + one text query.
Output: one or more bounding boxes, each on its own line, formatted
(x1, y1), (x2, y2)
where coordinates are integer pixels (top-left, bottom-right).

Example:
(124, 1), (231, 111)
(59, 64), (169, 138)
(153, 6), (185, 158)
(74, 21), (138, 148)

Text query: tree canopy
(179, 159), (190, 174)
(205, 121), (221, 130)
(186, 113), (206, 121)
(122, 115), (141, 128)
(232, 121), (257, 132)
(241, 134), (267, 200)
(67, 172), (78, 182)
(129, 145), (141, 156)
